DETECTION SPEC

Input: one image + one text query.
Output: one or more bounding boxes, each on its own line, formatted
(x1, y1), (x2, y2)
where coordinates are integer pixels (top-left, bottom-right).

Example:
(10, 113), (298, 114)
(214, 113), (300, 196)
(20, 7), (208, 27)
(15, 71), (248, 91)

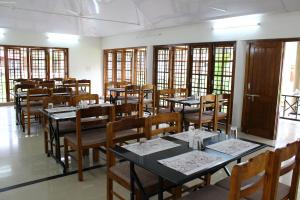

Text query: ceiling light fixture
(212, 14), (261, 30)
(46, 33), (80, 44)
(209, 7), (227, 12)
(0, 28), (6, 39)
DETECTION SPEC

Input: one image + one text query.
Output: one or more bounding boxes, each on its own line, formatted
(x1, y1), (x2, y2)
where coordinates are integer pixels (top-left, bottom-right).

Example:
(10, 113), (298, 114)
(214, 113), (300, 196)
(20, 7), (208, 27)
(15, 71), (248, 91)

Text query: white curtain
(295, 42), (300, 91)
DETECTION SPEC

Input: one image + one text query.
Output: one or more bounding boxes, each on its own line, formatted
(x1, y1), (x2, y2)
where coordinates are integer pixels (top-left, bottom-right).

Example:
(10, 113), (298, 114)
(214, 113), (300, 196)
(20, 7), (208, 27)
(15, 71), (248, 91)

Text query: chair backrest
(106, 117), (147, 167)
(113, 103), (140, 121)
(217, 94), (231, 116)
(76, 106), (113, 146)
(116, 81), (131, 88)
(268, 140), (300, 200)
(175, 88), (188, 98)
(27, 88), (51, 100)
(146, 112), (182, 138)
(15, 82), (36, 93)
(228, 151), (272, 200)
(39, 80), (55, 89)
(72, 94), (99, 106)
(124, 85), (141, 103)
(63, 79), (77, 94)
(31, 78), (43, 83)
(43, 95), (71, 108)
(156, 89), (176, 111)
(51, 87), (72, 95)
(76, 79), (91, 94)
(199, 94), (218, 130)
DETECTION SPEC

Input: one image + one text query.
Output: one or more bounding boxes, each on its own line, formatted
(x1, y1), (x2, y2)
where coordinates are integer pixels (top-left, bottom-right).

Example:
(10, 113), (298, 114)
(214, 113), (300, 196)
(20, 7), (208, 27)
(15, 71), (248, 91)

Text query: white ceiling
(0, 0), (299, 37)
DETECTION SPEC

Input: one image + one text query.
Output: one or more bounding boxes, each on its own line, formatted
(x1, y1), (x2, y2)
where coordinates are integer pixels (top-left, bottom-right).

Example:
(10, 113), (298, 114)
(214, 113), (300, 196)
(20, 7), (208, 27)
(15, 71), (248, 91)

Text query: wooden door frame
(241, 39), (300, 139)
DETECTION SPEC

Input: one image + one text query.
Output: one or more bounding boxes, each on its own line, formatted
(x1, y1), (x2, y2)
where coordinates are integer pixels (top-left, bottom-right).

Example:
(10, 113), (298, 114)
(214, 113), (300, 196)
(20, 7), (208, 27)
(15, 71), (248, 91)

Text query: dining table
(111, 131), (268, 200)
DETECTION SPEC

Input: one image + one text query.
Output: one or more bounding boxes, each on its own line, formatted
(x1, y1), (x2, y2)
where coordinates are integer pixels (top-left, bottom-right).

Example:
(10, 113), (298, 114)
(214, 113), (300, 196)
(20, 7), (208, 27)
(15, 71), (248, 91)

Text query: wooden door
(242, 41), (284, 139)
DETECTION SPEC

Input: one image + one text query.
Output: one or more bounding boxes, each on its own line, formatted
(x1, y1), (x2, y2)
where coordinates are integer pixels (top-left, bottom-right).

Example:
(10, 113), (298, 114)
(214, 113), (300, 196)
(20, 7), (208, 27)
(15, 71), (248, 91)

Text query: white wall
(100, 10), (300, 128)
(0, 30), (102, 94)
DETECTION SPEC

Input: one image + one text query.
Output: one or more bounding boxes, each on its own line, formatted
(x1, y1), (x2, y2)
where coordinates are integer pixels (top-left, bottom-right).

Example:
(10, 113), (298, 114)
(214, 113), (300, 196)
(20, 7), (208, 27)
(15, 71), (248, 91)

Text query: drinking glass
(48, 103), (54, 109)
(230, 126), (238, 139)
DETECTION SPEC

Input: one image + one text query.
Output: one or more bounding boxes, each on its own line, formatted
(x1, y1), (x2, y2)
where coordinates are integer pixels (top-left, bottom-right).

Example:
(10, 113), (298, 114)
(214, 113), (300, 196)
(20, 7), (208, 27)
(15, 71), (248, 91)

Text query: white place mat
(52, 111), (76, 120)
(122, 138), (180, 156)
(158, 151), (224, 175)
(169, 130), (218, 142)
(206, 139), (260, 156)
(45, 106), (76, 113)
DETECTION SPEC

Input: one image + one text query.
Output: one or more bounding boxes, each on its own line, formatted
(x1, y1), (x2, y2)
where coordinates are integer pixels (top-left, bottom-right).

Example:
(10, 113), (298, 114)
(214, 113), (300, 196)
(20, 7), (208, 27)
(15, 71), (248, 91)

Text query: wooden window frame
(153, 42), (236, 122)
(0, 44), (69, 103)
(103, 47), (147, 94)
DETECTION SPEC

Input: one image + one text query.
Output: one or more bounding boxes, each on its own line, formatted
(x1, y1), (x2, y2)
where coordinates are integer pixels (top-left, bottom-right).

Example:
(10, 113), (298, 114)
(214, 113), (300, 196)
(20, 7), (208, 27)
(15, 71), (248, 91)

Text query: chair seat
(204, 110), (227, 118)
(215, 176), (290, 200)
(181, 185), (231, 200)
(109, 161), (171, 194)
(184, 113), (213, 123)
(64, 128), (106, 146)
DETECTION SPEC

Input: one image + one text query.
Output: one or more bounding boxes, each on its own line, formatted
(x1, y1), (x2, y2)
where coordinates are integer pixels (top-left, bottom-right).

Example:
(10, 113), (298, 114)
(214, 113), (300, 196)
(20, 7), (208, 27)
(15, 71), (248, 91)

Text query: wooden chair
(216, 140), (300, 200)
(184, 94), (218, 131)
(42, 95), (73, 155)
(64, 106), (113, 181)
(204, 94), (231, 134)
(21, 88), (51, 134)
(181, 151), (272, 200)
(155, 89), (176, 114)
(141, 84), (156, 116)
(268, 140), (300, 200)
(104, 81), (116, 103)
(124, 84), (141, 104)
(146, 112), (182, 138)
(76, 79), (91, 95)
(63, 79), (77, 95)
(112, 103), (143, 142)
(106, 117), (172, 200)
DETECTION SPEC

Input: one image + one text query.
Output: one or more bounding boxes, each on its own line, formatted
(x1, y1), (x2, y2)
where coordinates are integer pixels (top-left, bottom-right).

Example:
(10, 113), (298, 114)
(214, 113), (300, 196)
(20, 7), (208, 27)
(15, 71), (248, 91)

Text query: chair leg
(204, 174), (211, 185)
(77, 148), (83, 181)
(27, 113), (31, 135)
(107, 176), (113, 200)
(92, 148), (99, 162)
(64, 139), (69, 169)
(21, 112), (25, 132)
(172, 186), (182, 199)
(44, 130), (49, 155)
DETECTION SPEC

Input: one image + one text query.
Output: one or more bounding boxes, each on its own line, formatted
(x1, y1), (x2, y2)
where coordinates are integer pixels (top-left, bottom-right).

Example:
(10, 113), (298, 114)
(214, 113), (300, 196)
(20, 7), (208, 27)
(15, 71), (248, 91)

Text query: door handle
(246, 94), (260, 102)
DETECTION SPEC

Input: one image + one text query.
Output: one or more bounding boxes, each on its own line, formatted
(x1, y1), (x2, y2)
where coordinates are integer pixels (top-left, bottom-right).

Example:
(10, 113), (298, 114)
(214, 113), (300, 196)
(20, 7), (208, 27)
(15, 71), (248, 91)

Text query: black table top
(111, 134), (268, 185)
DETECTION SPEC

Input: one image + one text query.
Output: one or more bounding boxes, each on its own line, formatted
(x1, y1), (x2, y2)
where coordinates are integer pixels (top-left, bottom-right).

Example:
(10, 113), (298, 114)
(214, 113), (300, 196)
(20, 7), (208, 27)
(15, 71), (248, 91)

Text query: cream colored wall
(0, 30), (102, 94)
(100, 11), (300, 128)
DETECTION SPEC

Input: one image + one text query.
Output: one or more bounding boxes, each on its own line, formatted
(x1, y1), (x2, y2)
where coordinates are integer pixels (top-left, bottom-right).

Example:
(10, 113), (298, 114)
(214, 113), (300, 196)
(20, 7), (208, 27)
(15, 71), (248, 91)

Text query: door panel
(242, 41), (283, 139)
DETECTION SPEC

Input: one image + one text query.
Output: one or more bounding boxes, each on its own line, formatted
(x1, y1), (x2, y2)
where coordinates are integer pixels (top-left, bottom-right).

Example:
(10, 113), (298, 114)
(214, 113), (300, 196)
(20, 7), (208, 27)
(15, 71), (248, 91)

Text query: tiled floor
(0, 106), (299, 200)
